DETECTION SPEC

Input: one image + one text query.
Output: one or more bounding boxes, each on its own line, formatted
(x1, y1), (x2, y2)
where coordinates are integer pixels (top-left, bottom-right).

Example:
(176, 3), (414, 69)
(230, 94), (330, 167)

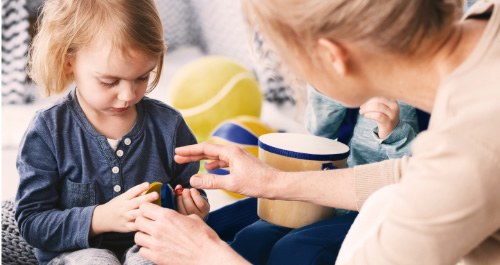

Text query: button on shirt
(15, 90), (203, 265)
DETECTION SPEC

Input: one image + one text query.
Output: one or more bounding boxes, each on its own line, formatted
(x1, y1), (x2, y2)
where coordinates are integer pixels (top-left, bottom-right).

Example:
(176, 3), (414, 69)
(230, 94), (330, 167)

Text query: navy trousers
(207, 198), (358, 265)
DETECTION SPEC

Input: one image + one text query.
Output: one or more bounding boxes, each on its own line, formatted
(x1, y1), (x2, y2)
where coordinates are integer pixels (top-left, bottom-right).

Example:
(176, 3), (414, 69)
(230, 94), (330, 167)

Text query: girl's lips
(111, 107), (129, 113)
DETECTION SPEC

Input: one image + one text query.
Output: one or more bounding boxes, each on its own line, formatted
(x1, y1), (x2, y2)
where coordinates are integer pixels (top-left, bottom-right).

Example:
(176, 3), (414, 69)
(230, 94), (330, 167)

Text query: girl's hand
(175, 185), (210, 220)
(90, 182), (159, 236)
(359, 97), (400, 139)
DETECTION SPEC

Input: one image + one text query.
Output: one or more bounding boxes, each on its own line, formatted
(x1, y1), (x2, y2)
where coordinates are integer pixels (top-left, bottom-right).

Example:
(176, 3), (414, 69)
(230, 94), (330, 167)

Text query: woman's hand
(359, 97), (400, 139)
(174, 143), (280, 198)
(135, 203), (250, 265)
(175, 185), (210, 220)
(90, 182), (158, 236)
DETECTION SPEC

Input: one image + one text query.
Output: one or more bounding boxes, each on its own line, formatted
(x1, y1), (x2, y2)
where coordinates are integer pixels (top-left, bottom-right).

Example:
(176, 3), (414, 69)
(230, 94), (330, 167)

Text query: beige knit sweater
(345, 1), (500, 264)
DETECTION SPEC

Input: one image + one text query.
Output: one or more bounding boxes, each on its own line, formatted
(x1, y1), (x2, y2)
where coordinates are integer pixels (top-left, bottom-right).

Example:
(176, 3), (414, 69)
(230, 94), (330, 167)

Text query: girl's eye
(101, 80), (119, 88)
(137, 75), (150, 82)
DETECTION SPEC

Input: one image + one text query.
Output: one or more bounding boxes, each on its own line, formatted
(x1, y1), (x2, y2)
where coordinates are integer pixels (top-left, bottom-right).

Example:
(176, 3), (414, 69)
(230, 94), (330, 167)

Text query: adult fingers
(134, 231), (152, 249)
(175, 143), (232, 164)
(138, 202), (167, 222)
(137, 247), (157, 264)
(135, 214), (156, 236)
(204, 160), (229, 171)
(190, 173), (230, 190)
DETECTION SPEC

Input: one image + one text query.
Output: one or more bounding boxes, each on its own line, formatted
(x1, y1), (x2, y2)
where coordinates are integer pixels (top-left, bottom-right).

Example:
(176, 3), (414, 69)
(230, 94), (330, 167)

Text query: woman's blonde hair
(28, 0), (166, 95)
(242, 0), (462, 64)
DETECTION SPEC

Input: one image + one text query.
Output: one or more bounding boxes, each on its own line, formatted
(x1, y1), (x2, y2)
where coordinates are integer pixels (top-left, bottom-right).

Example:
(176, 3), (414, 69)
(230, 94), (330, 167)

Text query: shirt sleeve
(305, 85), (347, 140)
(15, 115), (95, 251)
(374, 102), (419, 159)
(341, 129), (500, 264)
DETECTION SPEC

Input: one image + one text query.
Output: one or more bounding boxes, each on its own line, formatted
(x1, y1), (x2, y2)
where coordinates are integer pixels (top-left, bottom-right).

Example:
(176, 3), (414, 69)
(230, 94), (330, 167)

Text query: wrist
(90, 205), (107, 237)
(212, 237), (251, 265)
(265, 169), (289, 200)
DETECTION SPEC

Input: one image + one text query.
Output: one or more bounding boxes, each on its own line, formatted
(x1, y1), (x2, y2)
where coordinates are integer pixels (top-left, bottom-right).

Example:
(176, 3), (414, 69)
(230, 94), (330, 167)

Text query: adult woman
(134, 0), (500, 264)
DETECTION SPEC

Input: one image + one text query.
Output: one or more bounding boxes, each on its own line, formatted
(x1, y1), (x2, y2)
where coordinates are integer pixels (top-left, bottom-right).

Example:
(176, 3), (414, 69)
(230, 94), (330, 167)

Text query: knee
(50, 248), (120, 265)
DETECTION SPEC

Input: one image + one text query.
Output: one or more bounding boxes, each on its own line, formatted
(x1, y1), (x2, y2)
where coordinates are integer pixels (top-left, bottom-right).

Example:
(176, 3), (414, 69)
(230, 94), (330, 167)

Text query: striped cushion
(2, 0), (33, 104)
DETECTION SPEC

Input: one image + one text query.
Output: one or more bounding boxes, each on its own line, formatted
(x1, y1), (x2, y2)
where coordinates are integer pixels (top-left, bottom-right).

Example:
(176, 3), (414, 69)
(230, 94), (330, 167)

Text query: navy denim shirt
(15, 90), (201, 264)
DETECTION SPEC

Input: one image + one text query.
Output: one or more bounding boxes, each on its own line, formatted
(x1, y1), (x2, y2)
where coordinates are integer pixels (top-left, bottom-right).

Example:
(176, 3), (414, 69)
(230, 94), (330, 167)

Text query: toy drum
(257, 133), (350, 228)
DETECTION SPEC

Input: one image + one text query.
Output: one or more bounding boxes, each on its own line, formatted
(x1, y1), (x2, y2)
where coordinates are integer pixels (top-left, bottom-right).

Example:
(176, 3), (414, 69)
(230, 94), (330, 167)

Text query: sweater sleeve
(15, 115), (95, 251)
(340, 129), (500, 264)
(353, 156), (409, 210)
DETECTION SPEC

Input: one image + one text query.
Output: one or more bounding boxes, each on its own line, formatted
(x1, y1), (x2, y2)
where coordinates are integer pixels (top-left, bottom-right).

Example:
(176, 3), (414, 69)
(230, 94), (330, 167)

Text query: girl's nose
(117, 83), (135, 102)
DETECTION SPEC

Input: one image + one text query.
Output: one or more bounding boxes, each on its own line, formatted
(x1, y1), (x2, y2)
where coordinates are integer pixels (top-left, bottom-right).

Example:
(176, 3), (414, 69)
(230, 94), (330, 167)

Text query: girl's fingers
(176, 193), (187, 214)
(181, 189), (201, 215)
(123, 182), (150, 199)
(190, 189), (209, 213)
(131, 192), (159, 209)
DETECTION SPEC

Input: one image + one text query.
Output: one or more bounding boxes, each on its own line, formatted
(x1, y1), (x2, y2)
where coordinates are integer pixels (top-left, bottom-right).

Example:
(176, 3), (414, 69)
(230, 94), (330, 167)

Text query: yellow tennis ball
(206, 116), (276, 199)
(168, 56), (263, 142)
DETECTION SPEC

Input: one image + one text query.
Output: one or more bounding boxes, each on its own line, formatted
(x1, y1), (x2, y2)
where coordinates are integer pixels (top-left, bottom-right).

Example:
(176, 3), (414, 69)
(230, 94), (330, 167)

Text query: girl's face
(68, 40), (157, 119)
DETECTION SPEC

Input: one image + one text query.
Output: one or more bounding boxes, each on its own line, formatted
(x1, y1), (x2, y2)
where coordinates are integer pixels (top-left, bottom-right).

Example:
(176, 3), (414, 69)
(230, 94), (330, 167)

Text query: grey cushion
(190, 0), (254, 68)
(1, 199), (37, 265)
(155, 0), (204, 51)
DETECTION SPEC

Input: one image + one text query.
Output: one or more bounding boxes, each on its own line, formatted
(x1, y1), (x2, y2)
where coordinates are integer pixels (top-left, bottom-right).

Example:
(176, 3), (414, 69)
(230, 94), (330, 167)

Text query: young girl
(15, 1), (209, 264)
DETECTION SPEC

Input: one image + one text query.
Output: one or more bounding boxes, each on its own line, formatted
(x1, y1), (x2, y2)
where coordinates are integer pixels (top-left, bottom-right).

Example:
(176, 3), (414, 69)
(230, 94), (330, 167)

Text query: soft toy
(168, 56), (263, 142)
(205, 116), (276, 198)
(141, 182), (182, 209)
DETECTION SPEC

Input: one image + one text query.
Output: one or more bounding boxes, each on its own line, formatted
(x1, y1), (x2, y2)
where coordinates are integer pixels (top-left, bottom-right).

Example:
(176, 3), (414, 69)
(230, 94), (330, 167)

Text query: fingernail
(190, 177), (201, 187)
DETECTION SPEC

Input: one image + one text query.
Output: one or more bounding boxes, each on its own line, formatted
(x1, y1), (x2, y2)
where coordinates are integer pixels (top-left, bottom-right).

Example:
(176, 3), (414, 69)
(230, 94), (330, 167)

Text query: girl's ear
(317, 38), (348, 76)
(64, 54), (74, 75)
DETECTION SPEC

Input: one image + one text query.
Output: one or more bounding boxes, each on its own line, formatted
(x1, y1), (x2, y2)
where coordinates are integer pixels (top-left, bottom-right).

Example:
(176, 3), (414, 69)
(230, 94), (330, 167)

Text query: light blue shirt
(305, 86), (419, 167)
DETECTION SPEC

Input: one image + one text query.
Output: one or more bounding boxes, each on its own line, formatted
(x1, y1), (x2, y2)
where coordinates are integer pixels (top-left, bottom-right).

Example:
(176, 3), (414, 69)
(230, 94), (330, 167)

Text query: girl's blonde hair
(28, 0), (166, 95)
(242, 0), (462, 64)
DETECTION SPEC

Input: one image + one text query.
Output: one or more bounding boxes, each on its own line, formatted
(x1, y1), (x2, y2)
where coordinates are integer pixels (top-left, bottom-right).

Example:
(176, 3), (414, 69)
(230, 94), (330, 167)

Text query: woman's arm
(175, 142), (407, 211)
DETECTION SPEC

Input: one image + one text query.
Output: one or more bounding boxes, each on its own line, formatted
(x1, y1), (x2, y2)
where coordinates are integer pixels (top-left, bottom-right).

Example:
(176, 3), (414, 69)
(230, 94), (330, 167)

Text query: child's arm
(305, 85), (348, 140)
(15, 117), (94, 252)
(360, 98), (418, 158)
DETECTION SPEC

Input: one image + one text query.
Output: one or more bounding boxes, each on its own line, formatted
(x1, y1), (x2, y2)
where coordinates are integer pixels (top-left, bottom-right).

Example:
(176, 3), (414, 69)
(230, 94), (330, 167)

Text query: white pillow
(147, 46), (205, 104)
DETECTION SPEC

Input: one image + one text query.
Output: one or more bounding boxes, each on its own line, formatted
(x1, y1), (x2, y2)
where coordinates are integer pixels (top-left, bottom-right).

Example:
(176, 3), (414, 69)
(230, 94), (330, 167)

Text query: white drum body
(257, 133), (350, 228)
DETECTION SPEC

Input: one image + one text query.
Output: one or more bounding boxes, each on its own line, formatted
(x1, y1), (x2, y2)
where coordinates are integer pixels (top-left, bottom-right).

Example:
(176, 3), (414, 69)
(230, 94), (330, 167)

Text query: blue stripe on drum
(211, 122), (258, 145)
(258, 140), (349, 161)
(206, 167), (230, 175)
